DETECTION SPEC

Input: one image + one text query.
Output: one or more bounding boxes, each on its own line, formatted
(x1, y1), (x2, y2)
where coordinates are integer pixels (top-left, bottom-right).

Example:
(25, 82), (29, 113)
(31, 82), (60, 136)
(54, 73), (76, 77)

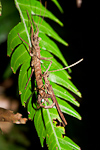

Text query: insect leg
(18, 33), (32, 53)
(37, 94), (55, 109)
(40, 102), (55, 109)
(25, 68), (34, 89)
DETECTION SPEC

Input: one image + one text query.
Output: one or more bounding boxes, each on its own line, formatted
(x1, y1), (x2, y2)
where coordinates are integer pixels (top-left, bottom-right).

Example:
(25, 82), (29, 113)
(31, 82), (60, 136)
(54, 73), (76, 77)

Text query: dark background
(0, 0), (98, 149)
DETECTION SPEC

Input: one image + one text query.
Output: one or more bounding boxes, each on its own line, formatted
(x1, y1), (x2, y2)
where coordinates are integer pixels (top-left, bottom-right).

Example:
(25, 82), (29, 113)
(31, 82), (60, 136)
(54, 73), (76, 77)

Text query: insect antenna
(30, 0), (42, 33)
(37, 0), (42, 28)
(26, 10), (33, 27)
(38, 1), (47, 31)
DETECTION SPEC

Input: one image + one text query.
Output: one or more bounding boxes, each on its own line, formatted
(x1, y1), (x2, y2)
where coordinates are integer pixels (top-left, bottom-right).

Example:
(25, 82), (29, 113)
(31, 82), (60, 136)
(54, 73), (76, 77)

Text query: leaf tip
(22, 104), (25, 108)
(66, 43), (69, 46)
(28, 111), (30, 114)
(43, 136), (45, 139)
(19, 91), (22, 95)
(28, 117), (32, 121)
(78, 103), (80, 107)
(56, 19), (63, 26)
(74, 99), (80, 107)
(7, 54), (10, 57)
(11, 67), (16, 74)
(77, 91), (82, 98)
(68, 76), (71, 79)
(80, 116), (82, 120)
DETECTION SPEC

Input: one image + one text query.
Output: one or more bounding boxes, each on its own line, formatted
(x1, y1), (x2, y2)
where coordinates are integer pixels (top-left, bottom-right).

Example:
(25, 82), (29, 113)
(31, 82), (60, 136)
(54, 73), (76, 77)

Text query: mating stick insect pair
(18, 10), (83, 127)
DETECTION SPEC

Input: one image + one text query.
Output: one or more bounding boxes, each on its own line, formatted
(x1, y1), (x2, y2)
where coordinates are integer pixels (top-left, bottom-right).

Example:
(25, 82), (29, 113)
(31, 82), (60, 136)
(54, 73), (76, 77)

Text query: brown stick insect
(17, 8), (67, 126)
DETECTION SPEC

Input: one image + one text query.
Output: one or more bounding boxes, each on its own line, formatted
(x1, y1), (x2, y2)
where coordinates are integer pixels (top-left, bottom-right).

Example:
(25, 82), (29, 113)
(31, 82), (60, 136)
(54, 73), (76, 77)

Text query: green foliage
(51, 0), (64, 13)
(0, 1), (2, 16)
(7, 0), (81, 149)
(0, 0), (20, 44)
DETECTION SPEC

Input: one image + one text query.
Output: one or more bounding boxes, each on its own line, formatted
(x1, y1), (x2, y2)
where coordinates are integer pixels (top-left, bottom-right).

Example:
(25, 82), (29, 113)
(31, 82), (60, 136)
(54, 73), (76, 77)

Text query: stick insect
(17, 7), (68, 126)
(18, 2), (83, 127)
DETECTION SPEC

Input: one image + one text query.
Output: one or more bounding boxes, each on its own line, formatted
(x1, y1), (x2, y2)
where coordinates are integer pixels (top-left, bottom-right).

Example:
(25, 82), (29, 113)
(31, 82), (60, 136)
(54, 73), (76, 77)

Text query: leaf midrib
(46, 107), (61, 150)
(15, 0), (31, 46)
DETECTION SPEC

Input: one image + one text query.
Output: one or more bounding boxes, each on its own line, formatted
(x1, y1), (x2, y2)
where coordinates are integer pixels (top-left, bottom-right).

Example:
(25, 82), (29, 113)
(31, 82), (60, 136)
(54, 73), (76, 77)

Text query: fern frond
(7, 0), (81, 149)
